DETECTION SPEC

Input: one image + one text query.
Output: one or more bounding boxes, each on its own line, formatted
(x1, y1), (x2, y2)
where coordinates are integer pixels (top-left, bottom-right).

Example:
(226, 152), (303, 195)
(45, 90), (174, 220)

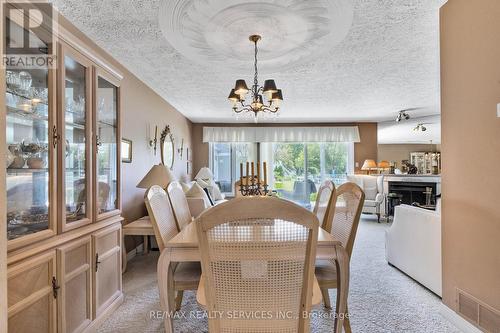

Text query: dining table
(157, 220), (350, 333)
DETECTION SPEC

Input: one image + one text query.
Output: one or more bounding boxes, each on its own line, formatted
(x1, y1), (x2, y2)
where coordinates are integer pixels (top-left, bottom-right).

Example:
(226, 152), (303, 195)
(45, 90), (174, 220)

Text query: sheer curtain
(203, 126), (360, 143)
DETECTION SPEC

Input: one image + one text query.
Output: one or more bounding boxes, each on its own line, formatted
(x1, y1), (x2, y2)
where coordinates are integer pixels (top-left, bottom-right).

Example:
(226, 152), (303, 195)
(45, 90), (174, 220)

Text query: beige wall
(354, 123), (378, 172)
(192, 123), (378, 175)
(441, 0), (500, 317)
(59, 17), (193, 250)
(378, 144), (441, 167)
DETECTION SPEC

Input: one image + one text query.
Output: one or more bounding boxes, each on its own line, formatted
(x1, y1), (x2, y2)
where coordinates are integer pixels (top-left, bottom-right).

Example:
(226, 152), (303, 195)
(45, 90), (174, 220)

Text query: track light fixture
(413, 123), (427, 132)
(395, 110), (411, 122)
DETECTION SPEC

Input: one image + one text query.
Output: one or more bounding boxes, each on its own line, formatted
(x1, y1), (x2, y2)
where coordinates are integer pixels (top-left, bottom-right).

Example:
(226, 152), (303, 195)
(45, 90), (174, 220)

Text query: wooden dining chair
(312, 180), (336, 231)
(315, 182), (365, 333)
(195, 196), (319, 333)
(167, 181), (193, 230)
(145, 185), (201, 310)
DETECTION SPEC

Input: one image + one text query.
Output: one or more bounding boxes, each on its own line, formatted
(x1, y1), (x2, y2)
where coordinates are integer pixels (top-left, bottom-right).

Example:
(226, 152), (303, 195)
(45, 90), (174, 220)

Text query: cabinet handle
(95, 253), (101, 272)
(52, 126), (60, 148)
(52, 277), (60, 299)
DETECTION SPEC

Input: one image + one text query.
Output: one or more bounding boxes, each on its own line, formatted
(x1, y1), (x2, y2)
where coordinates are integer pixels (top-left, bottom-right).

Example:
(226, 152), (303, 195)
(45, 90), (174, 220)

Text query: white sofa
(385, 202), (442, 296)
(347, 175), (384, 221)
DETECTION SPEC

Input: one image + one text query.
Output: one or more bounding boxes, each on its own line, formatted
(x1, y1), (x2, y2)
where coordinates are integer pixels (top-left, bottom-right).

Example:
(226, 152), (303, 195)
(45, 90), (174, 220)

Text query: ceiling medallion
(228, 35), (283, 121)
(159, 0), (354, 70)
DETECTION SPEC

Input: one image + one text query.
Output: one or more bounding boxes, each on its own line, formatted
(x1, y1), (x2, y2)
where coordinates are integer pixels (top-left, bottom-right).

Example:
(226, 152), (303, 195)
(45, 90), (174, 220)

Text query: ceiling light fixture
(395, 110), (411, 122)
(413, 123), (427, 132)
(228, 35), (283, 121)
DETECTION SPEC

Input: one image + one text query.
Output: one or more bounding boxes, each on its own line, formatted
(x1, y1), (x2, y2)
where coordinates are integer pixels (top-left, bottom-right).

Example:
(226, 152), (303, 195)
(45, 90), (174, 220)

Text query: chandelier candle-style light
(228, 35), (283, 120)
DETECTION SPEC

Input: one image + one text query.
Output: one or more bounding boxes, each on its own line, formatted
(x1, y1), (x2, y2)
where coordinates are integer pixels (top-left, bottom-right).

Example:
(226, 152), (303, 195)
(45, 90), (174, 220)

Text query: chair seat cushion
(315, 259), (337, 283)
(174, 262), (202, 284)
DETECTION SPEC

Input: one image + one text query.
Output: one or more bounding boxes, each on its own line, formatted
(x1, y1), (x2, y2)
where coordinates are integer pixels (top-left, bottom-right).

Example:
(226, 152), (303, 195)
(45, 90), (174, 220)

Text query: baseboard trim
(85, 293), (124, 333)
(125, 243), (144, 262)
(440, 303), (483, 333)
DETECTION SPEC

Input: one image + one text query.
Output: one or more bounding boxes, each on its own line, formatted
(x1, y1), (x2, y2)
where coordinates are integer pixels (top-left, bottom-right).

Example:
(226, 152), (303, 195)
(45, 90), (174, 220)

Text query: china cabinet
(3, 13), (123, 333)
(410, 152), (441, 175)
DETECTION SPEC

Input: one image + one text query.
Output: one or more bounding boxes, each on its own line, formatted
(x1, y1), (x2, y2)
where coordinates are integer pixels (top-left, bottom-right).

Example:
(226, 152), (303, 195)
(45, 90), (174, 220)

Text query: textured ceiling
(51, 0), (445, 123)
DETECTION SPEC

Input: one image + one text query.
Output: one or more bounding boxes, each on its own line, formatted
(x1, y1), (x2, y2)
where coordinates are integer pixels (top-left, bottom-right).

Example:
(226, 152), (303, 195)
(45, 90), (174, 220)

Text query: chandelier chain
(253, 39), (258, 96)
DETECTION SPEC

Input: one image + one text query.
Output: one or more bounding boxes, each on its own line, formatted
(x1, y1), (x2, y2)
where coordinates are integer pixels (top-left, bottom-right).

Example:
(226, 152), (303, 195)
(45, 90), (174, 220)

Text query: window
(260, 142), (354, 208)
(209, 141), (353, 203)
(209, 143), (257, 195)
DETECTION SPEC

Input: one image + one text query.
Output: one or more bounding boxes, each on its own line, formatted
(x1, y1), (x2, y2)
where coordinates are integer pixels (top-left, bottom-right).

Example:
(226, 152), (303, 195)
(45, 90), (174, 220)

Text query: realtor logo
(2, 0), (57, 69)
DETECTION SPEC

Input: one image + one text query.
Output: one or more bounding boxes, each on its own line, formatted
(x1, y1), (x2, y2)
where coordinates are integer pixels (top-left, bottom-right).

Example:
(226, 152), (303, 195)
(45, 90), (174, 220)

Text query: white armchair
(385, 202), (442, 296)
(347, 175), (384, 222)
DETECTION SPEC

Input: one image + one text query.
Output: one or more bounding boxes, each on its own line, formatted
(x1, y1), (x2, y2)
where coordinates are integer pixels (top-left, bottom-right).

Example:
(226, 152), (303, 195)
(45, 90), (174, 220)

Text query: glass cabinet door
(59, 46), (92, 230)
(95, 71), (120, 219)
(4, 18), (56, 247)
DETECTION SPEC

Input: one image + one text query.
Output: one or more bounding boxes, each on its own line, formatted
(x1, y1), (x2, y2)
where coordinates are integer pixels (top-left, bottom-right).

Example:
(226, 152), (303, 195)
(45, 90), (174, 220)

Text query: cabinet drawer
(8, 251), (57, 333)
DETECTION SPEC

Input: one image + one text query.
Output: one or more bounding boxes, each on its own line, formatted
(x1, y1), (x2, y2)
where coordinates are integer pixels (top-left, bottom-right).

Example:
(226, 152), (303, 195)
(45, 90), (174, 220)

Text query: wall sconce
(177, 138), (184, 159)
(148, 124), (158, 155)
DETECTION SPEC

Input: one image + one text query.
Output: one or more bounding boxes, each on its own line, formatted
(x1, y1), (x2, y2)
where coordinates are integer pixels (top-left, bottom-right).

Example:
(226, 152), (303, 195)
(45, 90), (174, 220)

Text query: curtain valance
(203, 126), (360, 143)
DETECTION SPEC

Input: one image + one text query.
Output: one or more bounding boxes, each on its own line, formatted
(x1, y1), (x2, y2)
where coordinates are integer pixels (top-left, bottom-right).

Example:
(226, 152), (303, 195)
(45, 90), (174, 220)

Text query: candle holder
(239, 161), (269, 196)
(239, 177), (270, 196)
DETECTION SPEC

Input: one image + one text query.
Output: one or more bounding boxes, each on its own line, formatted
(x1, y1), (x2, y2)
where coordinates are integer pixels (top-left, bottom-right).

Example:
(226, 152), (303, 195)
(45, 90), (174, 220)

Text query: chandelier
(228, 35), (283, 120)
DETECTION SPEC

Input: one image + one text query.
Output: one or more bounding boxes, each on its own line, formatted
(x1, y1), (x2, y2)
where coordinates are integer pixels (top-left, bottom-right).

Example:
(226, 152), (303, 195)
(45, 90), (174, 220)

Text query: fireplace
(388, 181), (437, 207)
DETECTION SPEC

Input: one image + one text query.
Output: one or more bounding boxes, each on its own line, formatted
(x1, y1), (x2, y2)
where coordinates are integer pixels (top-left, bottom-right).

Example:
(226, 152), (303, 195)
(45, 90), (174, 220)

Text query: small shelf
(6, 88), (49, 106)
(97, 120), (117, 128)
(6, 105), (49, 122)
(64, 121), (86, 131)
(7, 168), (49, 174)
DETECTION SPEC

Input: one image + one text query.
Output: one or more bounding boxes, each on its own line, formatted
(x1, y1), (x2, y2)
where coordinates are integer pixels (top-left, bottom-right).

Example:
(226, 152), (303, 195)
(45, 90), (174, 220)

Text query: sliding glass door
(261, 142), (354, 208)
(210, 143), (257, 195)
(210, 141), (353, 204)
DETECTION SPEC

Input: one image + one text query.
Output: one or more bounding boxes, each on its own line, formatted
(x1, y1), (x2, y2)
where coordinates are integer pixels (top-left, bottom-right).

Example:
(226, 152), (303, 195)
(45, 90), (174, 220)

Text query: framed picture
(121, 138), (133, 163)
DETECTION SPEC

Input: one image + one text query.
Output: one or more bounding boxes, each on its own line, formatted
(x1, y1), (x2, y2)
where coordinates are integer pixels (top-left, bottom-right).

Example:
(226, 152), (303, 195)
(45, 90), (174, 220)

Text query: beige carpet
(98, 217), (461, 333)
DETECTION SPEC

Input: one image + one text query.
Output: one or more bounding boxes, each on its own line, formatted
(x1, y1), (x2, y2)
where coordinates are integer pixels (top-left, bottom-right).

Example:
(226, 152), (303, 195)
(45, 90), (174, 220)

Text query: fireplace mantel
(383, 174), (441, 184)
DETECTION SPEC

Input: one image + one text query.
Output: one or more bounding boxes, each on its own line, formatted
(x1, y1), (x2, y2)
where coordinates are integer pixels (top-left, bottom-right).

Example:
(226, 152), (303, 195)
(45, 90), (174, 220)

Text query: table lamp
(377, 160), (390, 174)
(195, 167), (214, 181)
(361, 159), (377, 175)
(137, 164), (175, 189)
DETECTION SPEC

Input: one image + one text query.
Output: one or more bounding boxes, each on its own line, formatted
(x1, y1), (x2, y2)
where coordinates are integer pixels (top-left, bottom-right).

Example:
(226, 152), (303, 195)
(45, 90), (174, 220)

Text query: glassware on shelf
(6, 70), (20, 89)
(5, 14), (52, 242)
(18, 71), (33, 91)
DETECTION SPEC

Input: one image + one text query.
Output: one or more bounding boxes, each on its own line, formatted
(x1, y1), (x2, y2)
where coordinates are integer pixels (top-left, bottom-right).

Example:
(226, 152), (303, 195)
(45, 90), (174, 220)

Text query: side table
(122, 216), (155, 273)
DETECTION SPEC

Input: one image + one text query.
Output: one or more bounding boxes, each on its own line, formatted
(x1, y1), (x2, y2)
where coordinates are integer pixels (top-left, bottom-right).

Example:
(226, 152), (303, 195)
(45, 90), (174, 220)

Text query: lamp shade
(228, 89), (239, 102)
(263, 79), (277, 94)
(195, 167), (214, 180)
(271, 89), (283, 102)
(361, 159), (377, 170)
(377, 160), (390, 169)
(234, 79), (249, 95)
(137, 164), (175, 189)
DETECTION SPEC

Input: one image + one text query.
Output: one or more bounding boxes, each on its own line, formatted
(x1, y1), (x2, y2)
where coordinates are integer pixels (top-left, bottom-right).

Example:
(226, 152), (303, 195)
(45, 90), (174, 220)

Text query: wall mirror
(160, 125), (174, 169)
